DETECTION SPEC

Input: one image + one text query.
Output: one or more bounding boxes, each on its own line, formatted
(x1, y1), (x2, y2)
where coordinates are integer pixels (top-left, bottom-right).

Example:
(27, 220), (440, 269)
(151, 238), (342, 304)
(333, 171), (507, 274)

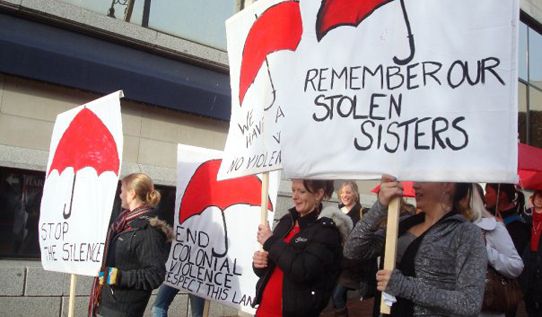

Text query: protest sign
(39, 91), (123, 276)
(229, 0), (519, 183)
(218, 0), (301, 180)
(165, 144), (279, 313)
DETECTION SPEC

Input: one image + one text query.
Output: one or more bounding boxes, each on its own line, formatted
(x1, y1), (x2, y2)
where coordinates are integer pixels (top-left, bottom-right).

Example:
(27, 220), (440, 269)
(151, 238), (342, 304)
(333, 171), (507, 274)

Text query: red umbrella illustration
(316, 0), (415, 65)
(180, 159), (273, 257)
(48, 107), (120, 219)
(372, 181), (415, 197)
(518, 143), (542, 190)
(239, 0), (303, 109)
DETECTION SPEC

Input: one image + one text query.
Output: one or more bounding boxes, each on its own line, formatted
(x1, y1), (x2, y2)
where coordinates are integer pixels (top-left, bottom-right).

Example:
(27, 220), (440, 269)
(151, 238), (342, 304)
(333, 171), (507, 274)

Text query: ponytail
(146, 190), (161, 206)
(122, 173), (161, 206)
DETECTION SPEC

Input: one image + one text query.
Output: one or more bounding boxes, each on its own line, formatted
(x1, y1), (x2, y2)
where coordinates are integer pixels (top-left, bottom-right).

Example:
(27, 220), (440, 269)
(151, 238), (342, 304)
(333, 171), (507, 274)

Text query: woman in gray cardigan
(344, 178), (487, 317)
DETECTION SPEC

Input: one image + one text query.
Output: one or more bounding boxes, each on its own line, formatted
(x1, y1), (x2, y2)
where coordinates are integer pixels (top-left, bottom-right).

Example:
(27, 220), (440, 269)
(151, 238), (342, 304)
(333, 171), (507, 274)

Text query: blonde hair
(462, 184), (483, 223)
(122, 173), (161, 206)
(339, 181), (360, 203)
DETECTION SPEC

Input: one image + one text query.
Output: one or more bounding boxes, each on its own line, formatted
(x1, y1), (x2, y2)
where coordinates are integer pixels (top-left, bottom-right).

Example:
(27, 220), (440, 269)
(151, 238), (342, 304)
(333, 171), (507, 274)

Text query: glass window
(0, 167), (44, 257)
(57, 0), (237, 51)
(519, 22), (528, 81)
(529, 27), (542, 89)
(0, 166), (177, 258)
(519, 81), (528, 144)
(148, 0), (236, 50)
(529, 87), (542, 148)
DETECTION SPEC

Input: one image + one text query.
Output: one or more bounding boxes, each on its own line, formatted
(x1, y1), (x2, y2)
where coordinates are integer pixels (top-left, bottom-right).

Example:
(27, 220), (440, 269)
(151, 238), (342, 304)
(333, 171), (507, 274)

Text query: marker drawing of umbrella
(180, 159), (273, 257)
(48, 107), (120, 219)
(239, 0), (303, 109)
(316, 0), (416, 65)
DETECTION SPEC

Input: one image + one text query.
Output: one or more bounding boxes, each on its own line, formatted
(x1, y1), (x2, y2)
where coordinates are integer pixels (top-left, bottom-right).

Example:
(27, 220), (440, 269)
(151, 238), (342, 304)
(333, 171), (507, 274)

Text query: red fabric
(531, 211), (542, 251)
(256, 226), (300, 317)
(372, 182), (416, 198)
(518, 143), (542, 190)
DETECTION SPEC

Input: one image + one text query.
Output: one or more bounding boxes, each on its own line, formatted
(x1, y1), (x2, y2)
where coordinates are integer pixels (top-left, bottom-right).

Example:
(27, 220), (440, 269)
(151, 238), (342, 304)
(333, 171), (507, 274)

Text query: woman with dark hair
(90, 173), (173, 317)
(344, 177), (487, 316)
(460, 184), (523, 317)
(485, 183), (530, 256)
(252, 179), (352, 317)
(521, 189), (542, 317)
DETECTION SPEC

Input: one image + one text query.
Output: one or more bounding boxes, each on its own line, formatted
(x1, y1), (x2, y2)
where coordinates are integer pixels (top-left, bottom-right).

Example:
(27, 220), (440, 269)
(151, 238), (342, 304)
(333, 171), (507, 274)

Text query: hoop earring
(440, 192), (453, 212)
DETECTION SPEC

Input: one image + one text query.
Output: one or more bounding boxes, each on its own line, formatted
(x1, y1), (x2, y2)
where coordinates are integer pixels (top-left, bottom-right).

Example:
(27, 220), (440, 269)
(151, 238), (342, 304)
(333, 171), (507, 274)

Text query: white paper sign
(165, 144), (279, 313)
(280, 0), (519, 182)
(39, 91), (123, 276)
(218, 0), (299, 180)
(225, 0), (519, 183)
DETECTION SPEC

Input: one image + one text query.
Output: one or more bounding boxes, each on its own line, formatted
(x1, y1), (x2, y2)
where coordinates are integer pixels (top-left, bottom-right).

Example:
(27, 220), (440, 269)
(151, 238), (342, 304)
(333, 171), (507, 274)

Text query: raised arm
(385, 223), (488, 316)
(343, 200), (387, 261)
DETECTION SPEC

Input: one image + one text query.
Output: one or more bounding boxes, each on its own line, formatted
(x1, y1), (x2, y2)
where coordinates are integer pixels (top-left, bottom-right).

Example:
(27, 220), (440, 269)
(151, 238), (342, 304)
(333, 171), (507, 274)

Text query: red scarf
(531, 210), (542, 251)
(113, 204), (152, 234)
(89, 204), (152, 316)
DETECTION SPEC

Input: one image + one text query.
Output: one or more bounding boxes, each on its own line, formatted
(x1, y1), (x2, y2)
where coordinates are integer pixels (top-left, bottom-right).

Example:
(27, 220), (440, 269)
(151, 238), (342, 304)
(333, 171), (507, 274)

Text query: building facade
(0, 0), (541, 316)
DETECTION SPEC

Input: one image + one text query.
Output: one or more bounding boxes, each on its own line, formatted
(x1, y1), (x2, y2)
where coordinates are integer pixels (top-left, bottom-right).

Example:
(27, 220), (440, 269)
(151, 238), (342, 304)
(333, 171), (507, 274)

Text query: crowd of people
(88, 172), (542, 317)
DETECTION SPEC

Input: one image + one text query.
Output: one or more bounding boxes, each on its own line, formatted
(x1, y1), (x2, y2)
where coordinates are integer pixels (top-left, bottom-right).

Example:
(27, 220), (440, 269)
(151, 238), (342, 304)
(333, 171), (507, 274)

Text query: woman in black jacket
(252, 179), (351, 317)
(90, 173), (172, 317)
(332, 181), (377, 317)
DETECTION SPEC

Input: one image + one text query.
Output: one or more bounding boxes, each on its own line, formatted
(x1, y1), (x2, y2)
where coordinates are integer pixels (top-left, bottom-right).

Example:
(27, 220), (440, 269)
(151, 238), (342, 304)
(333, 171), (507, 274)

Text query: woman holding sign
(90, 173), (173, 317)
(252, 179), (352, 317)
(344, 178), (487, 316)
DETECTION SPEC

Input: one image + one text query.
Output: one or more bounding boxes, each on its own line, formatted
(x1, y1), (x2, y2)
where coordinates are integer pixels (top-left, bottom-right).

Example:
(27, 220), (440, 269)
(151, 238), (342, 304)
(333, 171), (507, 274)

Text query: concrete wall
(522, 0), (542, 25)
(0, 73), (228, 185)
(0, 259), (240, 317)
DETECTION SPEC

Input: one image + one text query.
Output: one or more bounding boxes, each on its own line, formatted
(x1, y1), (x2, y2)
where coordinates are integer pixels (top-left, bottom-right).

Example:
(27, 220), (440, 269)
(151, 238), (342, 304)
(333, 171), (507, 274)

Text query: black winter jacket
(337, 203), (377, 294)
(97, 213), (172, 317)
(501, 206), (531, 255)
(252, 207), (342, 317)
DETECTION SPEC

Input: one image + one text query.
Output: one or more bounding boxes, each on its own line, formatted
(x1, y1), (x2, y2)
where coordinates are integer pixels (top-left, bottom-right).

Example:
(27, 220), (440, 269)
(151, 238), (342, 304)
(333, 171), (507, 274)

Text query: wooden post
(380, 197), (401, 314)
(260, 172), (270, 250)
(202, 299), (211, 317)
(68, 274), (77, 317)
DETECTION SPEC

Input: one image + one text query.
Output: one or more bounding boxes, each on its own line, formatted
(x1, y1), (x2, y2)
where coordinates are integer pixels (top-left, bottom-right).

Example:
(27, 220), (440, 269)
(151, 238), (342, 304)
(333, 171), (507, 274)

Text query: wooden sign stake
(380, 197), (401, 314)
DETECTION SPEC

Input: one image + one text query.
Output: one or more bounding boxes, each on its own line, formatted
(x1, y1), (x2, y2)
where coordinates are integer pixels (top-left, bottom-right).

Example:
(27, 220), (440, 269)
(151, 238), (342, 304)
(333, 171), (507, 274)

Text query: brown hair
(339, 181), (360, 203)
(303, 180), (334, 200)
(486, 183), (525, 211)
(533, 190), (542, 201)
(122, 173), (161, 206)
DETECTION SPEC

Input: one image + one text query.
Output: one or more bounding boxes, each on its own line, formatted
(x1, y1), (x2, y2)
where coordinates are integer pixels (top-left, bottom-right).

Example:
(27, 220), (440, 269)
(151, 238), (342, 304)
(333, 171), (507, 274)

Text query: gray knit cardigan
(344, 201), (488, 316)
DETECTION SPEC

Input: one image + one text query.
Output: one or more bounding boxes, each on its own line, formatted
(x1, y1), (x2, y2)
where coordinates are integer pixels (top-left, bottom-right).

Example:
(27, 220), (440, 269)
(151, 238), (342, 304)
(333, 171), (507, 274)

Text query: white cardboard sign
(165, 144), (279, 313)
(39, 91), (123, 276)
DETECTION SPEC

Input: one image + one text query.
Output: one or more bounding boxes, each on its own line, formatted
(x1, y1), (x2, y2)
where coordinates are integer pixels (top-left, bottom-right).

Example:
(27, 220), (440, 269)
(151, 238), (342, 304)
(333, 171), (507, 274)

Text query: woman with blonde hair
(90, 173), (173, 317)
(345, 178), (487, 316)
(332, 181), (377, 317)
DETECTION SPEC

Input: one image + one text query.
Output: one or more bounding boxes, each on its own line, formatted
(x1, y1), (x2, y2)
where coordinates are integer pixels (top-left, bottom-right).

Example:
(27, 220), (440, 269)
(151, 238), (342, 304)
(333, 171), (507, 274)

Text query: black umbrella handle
(212, 209), (229, 258)
(63, 173), (77, 219)
(393, 0), (415, 65)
